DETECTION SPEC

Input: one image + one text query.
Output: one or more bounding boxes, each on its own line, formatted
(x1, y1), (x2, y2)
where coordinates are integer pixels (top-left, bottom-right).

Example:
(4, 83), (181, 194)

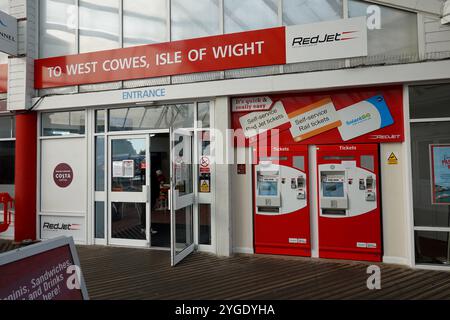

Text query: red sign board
(0, 64), (7, 93)
(0, 237), (88, 300)
(35, 27), (285, 89)
(231, 86), (404, 146)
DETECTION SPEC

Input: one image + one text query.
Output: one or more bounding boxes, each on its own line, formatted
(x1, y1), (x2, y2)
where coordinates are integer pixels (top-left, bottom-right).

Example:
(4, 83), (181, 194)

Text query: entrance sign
(430, 144), (450, 204)
(0, 236), (89, 300)
(35, 18), (369, 89)
(0, 10), (18, 56)
(285, 17), (367, 64)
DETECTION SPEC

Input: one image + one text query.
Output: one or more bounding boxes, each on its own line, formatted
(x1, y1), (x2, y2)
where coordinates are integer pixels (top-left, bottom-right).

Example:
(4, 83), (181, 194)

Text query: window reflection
(224, 0), (278, 33)
(40, 0), (78, 57)
(41, 111), (85, 136)
(109, 104), (195, 131)
(349, 0), (418, 61)
(79, 0), (120, 53)
(123, 0), (167, 47)
(283, 0), (342, 25)
(171, 0), (220, 40)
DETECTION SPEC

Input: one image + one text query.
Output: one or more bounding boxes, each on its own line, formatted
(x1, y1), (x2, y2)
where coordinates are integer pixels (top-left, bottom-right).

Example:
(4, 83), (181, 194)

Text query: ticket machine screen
(323, 181), (344, 198)
(258, 179), (278, 196)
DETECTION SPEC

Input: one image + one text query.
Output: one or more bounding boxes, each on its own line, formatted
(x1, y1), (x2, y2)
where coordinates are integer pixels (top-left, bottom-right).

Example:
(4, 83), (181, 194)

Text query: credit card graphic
(337, 95), (394, 141)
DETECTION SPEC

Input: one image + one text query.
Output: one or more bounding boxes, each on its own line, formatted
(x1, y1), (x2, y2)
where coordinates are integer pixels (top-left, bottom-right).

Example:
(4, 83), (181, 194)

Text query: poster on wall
(231, 86), (404, 146)
(430, 144), (450, 205)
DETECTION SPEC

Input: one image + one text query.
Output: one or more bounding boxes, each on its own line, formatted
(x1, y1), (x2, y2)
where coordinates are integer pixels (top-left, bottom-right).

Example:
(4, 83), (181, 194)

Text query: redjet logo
(292, 31), (358, 47)
(43, 223), (81, 231)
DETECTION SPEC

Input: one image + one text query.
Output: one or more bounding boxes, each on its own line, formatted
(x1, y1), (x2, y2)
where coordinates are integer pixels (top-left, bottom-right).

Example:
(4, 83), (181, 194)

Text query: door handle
(168, 189), (172, 211)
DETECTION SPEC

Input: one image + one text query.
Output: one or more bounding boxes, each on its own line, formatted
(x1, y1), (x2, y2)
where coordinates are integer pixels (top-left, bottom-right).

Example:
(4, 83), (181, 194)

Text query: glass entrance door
(108, 135), (150, 247)
(170, 128), (195, 266)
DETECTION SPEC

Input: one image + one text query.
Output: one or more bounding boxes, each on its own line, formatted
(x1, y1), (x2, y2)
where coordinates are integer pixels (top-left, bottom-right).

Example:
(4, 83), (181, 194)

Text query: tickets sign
(232, 86), (404, 145)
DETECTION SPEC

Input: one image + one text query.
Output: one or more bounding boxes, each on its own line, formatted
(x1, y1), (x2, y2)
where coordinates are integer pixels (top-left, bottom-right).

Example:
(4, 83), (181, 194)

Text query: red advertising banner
(0, 64), (7, 93)
(231, 86), (404, 146)
(35, 27), (285, 89)
(0, 237), (88, 300)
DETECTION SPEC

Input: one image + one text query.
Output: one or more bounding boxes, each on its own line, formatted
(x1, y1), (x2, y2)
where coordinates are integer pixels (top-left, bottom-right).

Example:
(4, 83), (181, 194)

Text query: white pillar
(214, 96), (232, 256)
(7, 0), (37, 111)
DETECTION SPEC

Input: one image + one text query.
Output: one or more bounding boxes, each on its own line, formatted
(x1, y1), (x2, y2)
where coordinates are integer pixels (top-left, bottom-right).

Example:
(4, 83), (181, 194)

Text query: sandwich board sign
(0, 10), (18, 56)
(0, 236), (89, 300)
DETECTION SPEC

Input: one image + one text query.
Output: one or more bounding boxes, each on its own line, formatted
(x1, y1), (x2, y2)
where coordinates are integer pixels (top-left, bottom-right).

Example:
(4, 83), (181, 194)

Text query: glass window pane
(0, 141), (14, 185)
(40, 0), (77, 58)
(123, 0), (167, 47)
(95, 136), (105, 191)
(175, 206), (193, 253)
(111, 202), (146, 239)
(283, 0), (342, 25)
(415, 231), (450, 265)
(224, 0), (278, 33)
(349, 0), (418, 60)
(410, 84), (450, 119)
(0, 116), (13, 138)
(41, 111), (86, 136)
(0, 0), (9, 13)
(111, 138), (146, 192)
(171, 0), (220, 40)
(95, 201), (105, 238)
(199, 204), (211, 245)
(197, 102), (210, 128)
(95, 109), (105, 133)
(109, 104), (195, 131)
(79, 0), (120, 53)
(411, 122), (450, 228)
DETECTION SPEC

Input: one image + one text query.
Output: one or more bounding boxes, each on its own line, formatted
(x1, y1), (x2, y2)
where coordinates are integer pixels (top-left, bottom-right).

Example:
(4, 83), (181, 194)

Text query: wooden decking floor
(76, 245), (450, 300)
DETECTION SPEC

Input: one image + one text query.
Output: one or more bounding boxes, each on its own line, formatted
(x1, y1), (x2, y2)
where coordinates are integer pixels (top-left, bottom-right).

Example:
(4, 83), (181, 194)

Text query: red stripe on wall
(0, 64), (7, 93)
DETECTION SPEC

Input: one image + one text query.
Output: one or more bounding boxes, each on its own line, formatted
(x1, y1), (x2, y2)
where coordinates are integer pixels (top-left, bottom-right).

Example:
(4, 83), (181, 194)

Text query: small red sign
(237, 164), (246, 175)
(200, 156), (211, 174)
(53, 163), (74, 188)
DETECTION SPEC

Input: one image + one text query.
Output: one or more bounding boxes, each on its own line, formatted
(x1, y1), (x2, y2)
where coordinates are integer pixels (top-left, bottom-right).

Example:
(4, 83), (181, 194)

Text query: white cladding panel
(40, 137), (86, 214)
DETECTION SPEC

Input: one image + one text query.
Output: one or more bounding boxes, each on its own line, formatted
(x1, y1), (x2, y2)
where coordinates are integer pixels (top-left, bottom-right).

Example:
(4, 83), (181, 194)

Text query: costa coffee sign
(53, 163), (73, 188)
(35, 18), (367, 89)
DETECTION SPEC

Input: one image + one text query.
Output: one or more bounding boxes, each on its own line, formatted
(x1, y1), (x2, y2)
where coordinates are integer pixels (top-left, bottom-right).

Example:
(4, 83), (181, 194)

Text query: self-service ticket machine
(253, 145), (310, 256)
(316, 144), (382, 262)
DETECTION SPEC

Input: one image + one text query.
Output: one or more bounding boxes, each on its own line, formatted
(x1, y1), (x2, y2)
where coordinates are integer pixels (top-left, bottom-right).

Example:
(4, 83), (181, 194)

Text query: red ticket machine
(316, 144), (382, 262)
(253, 145), (310, 256)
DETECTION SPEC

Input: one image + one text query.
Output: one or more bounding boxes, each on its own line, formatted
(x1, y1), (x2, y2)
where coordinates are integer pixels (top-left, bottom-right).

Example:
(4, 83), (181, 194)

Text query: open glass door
(170, 128), (195, 266)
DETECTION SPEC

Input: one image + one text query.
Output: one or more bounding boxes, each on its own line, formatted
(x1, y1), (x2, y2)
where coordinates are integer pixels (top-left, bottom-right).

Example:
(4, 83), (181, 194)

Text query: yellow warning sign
(200, 179), (210, 193)
(387, 152), (398, 165)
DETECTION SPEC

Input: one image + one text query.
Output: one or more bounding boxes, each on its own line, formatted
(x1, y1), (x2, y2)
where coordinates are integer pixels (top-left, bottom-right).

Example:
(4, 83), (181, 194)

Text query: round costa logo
(53, 163), (73, 188)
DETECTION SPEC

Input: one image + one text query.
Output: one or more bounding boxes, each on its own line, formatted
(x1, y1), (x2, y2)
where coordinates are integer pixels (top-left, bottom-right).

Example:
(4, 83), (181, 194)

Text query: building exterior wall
(1, 0), (450, 269)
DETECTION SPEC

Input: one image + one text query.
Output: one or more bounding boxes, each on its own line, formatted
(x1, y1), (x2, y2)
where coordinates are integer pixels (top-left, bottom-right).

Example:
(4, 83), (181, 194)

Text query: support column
(214, 97), (233, 256)
(14, 112), (37, 242)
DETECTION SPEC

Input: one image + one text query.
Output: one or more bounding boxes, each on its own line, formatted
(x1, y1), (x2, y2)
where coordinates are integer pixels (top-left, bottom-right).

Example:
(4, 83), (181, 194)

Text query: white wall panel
(40, 137), (87, 214)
